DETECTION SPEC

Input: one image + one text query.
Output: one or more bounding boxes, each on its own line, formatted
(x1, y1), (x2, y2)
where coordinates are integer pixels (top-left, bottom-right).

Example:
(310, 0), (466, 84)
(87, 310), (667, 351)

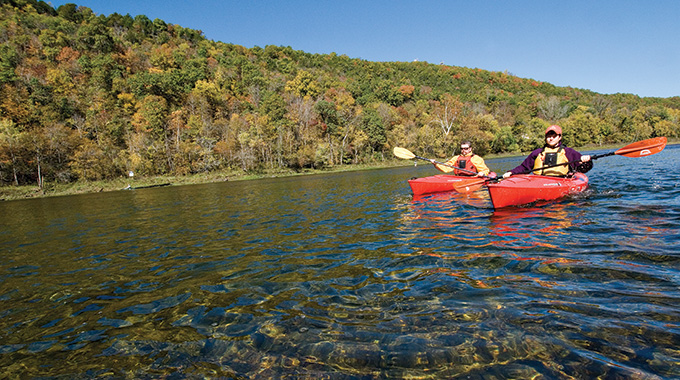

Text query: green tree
(361, 108), (386, 154)
(491, 126), (519, 153)
(0, 119), (23, 185)
(132, 95), (168, 139)
(0, 44), (19, 84)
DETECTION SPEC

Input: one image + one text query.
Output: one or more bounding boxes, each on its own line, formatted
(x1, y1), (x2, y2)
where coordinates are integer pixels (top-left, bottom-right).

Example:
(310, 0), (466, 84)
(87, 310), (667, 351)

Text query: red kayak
(408, 175), (486, 196)
(486, 173), (588, 208)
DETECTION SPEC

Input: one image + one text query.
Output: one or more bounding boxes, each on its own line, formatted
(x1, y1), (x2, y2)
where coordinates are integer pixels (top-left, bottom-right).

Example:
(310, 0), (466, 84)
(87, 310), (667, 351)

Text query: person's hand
(430, 159), (436, 164)
(476, 172), (486, 177)
(502, 172), (512, 179)
(581, 155), (591, 162)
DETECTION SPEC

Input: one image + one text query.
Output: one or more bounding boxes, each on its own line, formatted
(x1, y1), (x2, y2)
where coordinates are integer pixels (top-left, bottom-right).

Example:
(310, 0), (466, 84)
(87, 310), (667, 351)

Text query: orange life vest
(454, 155), (477, 176)
(533, 146), (569, 176)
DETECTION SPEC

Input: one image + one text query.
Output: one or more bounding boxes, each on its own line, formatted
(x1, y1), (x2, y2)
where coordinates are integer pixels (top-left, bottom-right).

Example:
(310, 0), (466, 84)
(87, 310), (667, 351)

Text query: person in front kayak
(431, 141), (491, 177)
(502, 125), (592, 178)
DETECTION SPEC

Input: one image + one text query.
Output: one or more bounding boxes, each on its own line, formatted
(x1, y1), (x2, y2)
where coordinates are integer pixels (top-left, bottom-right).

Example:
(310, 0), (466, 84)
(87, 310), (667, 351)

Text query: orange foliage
(56, 47), (80, 64)
(398, 85), (415, 97)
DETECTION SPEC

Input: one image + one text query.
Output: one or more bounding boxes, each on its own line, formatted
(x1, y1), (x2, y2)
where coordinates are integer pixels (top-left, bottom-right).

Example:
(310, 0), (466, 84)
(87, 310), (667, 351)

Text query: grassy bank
(0, 161), (409, 201)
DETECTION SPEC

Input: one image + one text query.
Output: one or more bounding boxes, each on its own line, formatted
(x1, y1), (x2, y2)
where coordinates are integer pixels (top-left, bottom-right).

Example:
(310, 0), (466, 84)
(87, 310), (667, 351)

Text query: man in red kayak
(502, 125), (592, 178)
(431, 141), (491, 177)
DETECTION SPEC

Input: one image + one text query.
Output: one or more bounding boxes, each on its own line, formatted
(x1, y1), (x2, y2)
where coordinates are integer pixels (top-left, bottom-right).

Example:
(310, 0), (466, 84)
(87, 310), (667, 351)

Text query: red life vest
(454, 155), (477, 176)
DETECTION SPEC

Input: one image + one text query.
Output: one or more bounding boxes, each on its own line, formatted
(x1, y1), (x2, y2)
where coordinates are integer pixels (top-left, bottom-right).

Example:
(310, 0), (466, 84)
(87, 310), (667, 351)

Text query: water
(1, 144), (679, 379)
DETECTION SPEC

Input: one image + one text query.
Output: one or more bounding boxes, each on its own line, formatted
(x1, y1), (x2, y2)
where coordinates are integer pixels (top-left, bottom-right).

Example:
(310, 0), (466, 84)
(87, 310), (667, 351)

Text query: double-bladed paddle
(525, 136), (667, 174)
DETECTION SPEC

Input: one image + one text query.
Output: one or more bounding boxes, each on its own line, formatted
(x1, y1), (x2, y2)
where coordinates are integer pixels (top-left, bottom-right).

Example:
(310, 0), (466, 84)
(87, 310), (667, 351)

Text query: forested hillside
(1, 0), (679, 187)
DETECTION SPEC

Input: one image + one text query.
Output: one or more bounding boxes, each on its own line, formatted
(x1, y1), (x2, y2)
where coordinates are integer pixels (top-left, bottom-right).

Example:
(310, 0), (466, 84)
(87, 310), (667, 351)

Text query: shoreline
(2, 140), (675, 202)
(0, 161), (411, 202)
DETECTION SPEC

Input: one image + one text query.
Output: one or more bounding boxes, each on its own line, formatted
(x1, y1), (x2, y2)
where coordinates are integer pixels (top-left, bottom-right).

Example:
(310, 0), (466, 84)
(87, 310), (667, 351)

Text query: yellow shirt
(434, 154), (490, 175)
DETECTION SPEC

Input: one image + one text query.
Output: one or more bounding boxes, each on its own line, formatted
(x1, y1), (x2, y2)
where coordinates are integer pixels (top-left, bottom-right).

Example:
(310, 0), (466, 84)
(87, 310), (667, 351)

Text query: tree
(285, 70), (320, 99)
(22, 129), (48, 188)
(0, 119), (23, 185)
(537, 95), (569, 122)
(491, 126), (519, 153)
(0, 44), (19, 84)
(314, 99), (338, 165)
(132, 95), (168, 138)
(361, 108), (386, 154)
(562, 107), (596, 147)
(431, 93), (463, 138)
(70, 138), (106, 180)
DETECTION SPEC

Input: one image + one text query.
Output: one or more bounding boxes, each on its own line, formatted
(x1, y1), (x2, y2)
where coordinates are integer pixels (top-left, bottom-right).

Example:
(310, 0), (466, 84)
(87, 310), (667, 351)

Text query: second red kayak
(408, 175), (486, 195)
(486, 172), (589, 208)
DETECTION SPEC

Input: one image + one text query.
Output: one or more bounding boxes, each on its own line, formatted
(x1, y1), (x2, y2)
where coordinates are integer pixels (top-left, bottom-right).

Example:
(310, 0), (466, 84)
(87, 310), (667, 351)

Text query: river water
(1, 144), (679, 379)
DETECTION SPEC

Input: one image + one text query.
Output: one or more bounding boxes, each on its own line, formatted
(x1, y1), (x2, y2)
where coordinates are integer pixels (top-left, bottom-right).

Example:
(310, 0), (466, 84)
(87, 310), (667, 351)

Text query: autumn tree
(431, 93), (463, 138)
(0, 119), (23, 185)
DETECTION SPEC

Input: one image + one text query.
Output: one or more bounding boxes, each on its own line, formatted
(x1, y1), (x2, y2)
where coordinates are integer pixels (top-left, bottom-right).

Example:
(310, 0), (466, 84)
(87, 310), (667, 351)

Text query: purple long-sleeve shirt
(509, 144), (584, 175)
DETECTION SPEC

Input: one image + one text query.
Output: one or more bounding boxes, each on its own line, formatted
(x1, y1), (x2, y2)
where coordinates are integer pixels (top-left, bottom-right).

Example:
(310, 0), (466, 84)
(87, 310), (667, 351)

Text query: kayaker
(502, 125), (592, 178)
(430, 141), (491, 177)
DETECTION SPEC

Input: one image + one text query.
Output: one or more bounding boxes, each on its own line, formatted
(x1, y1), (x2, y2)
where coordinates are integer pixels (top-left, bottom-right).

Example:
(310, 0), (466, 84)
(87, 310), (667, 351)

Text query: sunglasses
(460, 146), (471, 150)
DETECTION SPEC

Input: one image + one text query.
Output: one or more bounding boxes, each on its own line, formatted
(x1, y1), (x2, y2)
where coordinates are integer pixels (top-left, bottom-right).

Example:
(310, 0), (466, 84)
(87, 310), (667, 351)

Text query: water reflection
(490, 203), (573, 249)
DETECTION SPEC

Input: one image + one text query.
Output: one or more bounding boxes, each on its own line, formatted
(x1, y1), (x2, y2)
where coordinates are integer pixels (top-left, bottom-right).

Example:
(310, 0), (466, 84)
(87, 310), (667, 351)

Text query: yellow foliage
(46, 68), (74, 94)
(193, 79), (221, 102)
(129, 152), (142, 170)
(117, 93), (136, 113)
(71, 139), (105, 180)
(285, 70), (320, 99)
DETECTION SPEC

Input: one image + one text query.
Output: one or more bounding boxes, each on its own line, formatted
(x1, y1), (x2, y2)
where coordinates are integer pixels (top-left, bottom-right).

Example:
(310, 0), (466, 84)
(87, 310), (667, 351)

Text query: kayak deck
(486, 173), (588, 208)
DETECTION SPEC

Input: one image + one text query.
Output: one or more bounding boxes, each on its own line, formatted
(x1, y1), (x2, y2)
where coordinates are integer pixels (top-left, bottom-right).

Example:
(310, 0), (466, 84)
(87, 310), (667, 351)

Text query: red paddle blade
(615, 137), (667, 158)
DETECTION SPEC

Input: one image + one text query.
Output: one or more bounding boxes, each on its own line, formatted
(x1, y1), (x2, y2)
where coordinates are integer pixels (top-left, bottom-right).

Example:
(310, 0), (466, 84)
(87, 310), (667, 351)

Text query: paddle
(522, 137), (667, 174)
(452, 178), (487, 193)
(393, 146), (492, 193)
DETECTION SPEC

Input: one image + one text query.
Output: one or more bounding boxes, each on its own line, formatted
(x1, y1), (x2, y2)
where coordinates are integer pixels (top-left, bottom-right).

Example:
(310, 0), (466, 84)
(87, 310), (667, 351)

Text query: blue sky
(49, 0), (679, 98)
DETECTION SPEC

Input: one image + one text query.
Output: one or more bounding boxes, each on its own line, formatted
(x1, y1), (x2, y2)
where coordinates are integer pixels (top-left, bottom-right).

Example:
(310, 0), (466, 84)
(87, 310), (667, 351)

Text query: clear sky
(48, 0), (679, 98)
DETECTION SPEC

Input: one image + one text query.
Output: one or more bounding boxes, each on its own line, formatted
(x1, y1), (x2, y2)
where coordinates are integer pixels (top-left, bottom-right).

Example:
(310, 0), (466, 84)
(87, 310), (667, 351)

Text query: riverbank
(2, 139), (674, 201)
(0, 161), (409, 201)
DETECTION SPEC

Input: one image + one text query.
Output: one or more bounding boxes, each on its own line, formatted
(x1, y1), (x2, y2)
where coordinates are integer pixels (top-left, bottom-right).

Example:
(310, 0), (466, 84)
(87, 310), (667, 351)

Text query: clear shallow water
(1, 144), (679, 379)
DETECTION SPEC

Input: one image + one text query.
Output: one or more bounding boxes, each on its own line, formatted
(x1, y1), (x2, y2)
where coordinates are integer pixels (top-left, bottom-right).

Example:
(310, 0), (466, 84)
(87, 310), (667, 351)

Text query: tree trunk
(36, 157), (43, 189)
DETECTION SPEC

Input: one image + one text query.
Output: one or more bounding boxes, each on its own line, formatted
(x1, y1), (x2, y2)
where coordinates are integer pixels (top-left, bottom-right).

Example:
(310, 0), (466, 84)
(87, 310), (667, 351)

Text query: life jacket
(533, 146), (569, 176)
(454, 155), (477, 176)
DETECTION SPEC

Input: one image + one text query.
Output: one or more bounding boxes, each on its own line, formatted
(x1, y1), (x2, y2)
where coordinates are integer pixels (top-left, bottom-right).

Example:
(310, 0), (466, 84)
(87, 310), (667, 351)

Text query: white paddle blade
(393, 147), (416, 160)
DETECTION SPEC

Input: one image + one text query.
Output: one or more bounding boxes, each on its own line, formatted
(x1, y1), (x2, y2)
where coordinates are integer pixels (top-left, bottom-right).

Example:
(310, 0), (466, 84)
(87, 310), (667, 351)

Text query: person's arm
(564, 147), (592, 172)
(431, 156), (457, 173)
(470, 155), (490, 176)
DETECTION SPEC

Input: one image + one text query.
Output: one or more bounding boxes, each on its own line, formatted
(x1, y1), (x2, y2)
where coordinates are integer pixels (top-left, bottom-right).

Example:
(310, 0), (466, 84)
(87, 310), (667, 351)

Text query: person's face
(460, 145), (471, 154)
(545, 132), (561, 147)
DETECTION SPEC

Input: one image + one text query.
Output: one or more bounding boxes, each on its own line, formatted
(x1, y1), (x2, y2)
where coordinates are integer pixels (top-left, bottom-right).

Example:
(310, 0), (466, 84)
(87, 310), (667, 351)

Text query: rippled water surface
(1, 144), (679, 379)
